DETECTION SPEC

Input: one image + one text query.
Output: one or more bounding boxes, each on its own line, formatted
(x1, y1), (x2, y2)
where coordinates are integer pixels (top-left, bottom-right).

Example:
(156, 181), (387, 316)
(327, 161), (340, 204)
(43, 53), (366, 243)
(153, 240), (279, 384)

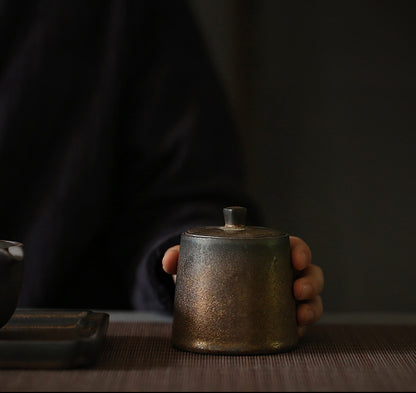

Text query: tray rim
(0, 308), (109, 369)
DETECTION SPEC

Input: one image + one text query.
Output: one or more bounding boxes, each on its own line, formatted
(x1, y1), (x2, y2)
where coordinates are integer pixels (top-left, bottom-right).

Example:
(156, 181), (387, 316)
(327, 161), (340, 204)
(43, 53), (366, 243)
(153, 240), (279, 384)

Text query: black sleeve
(0, 0), (256, 312)
(110, 0), (255, 314)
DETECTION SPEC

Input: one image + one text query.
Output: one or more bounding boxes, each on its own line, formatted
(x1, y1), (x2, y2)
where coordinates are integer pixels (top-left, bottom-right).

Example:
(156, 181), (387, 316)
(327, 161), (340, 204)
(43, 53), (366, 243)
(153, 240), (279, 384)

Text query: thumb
(162, 245), (180, 275)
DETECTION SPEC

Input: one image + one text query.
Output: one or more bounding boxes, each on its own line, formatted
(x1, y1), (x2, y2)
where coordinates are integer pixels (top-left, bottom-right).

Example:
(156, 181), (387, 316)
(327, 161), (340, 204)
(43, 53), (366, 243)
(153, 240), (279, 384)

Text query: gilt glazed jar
(171, 206), (298, 355)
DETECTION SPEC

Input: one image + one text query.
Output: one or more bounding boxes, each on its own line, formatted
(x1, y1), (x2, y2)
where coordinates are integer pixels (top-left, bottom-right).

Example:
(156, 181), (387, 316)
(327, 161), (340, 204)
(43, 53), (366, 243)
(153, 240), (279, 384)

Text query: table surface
(0, 311), (415, 392)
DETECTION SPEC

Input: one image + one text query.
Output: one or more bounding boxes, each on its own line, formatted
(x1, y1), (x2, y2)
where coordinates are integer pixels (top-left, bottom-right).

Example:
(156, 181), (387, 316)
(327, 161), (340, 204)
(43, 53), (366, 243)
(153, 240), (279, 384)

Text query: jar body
(171, 233), (298, 354)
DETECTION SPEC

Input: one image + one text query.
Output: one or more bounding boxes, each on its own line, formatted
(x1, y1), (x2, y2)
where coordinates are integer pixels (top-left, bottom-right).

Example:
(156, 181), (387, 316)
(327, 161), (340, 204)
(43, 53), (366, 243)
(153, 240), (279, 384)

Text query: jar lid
(184, 206), (287, 239)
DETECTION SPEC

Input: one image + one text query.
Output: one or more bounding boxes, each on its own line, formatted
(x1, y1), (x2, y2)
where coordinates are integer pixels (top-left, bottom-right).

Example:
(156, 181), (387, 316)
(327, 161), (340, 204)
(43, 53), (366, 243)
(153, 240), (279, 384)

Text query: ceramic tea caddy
(171, 206), (298, 355)
(0, 240), (24, 328)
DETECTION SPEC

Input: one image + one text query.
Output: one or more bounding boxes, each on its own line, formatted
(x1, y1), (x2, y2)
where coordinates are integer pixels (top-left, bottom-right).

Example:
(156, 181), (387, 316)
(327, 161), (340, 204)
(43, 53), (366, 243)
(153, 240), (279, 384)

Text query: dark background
(188, 0), (416, 312)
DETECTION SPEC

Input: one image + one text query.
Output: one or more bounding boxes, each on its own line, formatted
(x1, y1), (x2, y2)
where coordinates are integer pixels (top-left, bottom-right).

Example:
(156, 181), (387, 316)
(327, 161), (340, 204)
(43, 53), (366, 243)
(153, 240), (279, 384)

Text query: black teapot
(0, 240), (24, 328)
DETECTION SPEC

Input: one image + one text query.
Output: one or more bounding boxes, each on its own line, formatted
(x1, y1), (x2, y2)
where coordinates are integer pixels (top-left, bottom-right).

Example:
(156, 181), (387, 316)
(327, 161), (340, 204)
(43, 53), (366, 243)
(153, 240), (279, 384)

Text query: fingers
(293, 264), (324, 301)
(162, 245), (180, 275)
(290, 236), (312, 271)
(294, 264), (324, 336)
(290, 236), (324, 337)
(296, 295), (323, 329)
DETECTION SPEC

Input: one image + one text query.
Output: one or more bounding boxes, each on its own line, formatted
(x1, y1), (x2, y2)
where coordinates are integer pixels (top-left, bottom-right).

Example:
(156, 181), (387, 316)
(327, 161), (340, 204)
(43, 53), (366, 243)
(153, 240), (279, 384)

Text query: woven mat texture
(0, 322), (415, 392)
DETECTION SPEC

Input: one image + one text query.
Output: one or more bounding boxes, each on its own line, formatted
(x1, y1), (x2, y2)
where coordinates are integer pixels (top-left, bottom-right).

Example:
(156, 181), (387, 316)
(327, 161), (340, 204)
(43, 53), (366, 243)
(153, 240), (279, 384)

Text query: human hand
(162, 236), (324, 337)
(162, 245), (180, 283)
(290, 236), (324, 337)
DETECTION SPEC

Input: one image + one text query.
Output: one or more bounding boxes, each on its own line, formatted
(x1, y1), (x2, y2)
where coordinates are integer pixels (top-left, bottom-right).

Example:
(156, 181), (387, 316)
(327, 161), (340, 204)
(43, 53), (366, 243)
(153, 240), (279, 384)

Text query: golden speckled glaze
(171, 207), (298, 355)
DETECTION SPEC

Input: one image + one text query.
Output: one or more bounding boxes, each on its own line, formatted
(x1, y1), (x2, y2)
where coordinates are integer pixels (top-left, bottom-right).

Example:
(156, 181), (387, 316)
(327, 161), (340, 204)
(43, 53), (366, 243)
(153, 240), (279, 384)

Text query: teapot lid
(0, 240), (24, 260)
(184, 206), (287, 239)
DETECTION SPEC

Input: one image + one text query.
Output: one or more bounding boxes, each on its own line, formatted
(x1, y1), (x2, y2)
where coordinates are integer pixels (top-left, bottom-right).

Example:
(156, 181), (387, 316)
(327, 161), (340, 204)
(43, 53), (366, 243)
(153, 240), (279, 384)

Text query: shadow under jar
(171, 206), (298, 355)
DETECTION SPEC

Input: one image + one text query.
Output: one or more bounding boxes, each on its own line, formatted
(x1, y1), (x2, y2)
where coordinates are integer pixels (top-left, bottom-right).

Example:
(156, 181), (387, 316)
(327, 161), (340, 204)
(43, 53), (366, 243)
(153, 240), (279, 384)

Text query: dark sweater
(0, 0), (250, 314)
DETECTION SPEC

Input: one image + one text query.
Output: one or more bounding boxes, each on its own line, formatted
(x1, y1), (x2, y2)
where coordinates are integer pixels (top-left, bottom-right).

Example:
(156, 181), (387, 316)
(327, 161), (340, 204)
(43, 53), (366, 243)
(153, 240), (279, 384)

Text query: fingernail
(302, 284), (313, 299)
(301, 249), (309, 265)
(294, 249), (308, 270)
(305, 307), (314, 322)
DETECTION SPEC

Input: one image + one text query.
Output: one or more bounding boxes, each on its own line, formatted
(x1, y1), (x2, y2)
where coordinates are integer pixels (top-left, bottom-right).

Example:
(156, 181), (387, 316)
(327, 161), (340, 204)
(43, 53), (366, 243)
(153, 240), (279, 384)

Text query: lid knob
(223, 206), (247, 229)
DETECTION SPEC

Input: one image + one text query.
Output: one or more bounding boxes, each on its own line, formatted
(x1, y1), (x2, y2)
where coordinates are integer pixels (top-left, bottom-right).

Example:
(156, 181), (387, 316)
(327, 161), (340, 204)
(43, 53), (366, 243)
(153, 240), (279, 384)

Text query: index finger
(290, 236), (312, 272)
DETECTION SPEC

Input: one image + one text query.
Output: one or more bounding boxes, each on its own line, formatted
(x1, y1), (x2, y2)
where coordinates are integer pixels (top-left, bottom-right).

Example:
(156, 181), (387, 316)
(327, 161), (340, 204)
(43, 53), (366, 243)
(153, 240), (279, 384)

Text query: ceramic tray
(0, 309), (109, 369)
